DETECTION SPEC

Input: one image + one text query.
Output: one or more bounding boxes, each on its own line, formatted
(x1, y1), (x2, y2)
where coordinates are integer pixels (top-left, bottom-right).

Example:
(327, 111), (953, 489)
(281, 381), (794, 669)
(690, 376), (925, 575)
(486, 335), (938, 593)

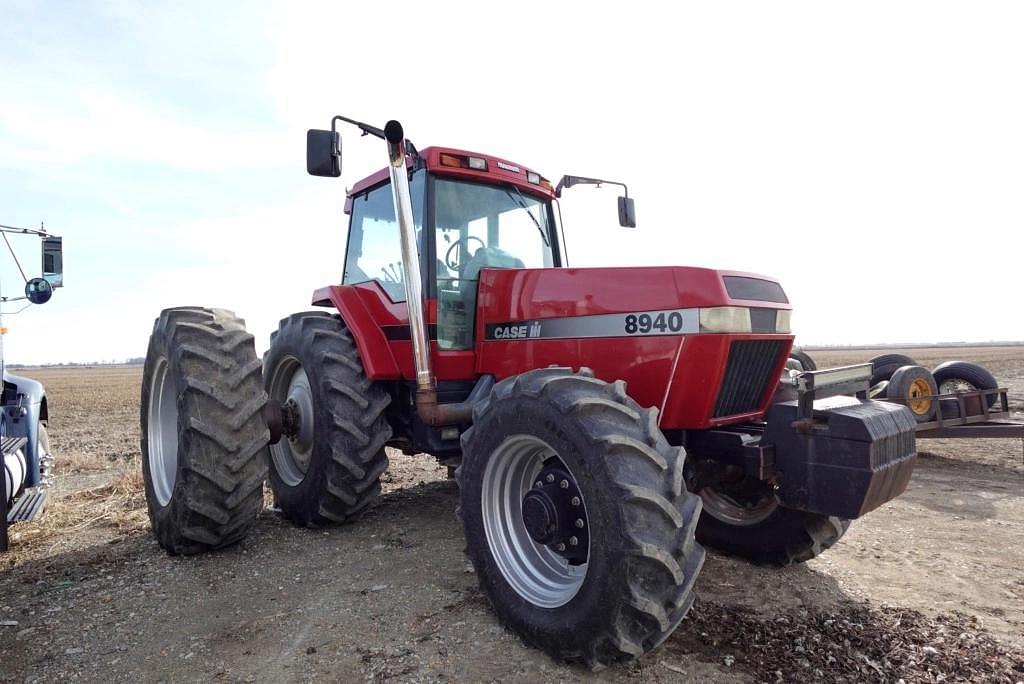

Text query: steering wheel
(445, 236), (486, 271)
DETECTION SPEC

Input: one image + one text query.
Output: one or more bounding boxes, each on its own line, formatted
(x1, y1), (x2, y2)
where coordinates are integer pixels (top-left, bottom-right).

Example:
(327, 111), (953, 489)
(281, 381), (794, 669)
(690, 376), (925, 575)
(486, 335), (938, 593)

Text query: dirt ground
(1, 346), (1022, 683)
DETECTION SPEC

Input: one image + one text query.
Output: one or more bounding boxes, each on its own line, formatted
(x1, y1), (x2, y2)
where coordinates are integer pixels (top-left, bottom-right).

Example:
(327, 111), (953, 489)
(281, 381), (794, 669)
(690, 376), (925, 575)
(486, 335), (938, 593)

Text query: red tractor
(140, 116), (918, 667)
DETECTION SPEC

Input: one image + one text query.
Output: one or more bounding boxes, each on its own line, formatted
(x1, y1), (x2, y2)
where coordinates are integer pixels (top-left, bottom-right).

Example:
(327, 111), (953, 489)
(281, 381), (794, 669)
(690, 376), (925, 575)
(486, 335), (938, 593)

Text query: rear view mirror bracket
(555, 175), (637, 227)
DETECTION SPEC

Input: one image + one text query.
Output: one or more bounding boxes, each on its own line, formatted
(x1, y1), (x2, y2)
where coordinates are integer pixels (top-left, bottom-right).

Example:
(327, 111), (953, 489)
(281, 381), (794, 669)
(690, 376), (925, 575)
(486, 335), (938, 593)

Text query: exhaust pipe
(384, 121), (481, 426)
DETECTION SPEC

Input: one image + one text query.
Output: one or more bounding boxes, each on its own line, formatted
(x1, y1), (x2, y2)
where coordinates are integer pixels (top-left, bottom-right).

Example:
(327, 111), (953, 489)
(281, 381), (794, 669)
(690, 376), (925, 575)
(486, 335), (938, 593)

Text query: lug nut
(575, 518), (584, 528)
(559, 479), (569, 489)
(569, 536), (579, 546)
(571, 496), (581, 507)
(534, 481), (543, 488)
(556, 543), (566, 551)
(545, 474), (555, 483)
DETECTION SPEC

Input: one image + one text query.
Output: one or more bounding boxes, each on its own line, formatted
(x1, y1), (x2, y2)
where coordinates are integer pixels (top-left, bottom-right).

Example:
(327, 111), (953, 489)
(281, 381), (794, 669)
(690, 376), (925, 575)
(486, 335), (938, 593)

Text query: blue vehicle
(1, 223), (63, 552)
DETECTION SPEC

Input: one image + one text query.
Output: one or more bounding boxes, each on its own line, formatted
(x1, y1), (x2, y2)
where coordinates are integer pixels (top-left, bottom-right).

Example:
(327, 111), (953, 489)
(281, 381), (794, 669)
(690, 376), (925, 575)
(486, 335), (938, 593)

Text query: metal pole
(384, 120), (433, 393)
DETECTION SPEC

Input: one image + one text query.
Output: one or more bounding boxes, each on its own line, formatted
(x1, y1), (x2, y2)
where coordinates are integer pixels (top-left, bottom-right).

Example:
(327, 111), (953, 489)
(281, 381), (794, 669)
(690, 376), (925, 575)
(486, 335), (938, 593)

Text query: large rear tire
(263, 312), (391, 527)
(696, 478), (850, 566)
(458, 367), (704, 669)
(141, 307), (269, 555)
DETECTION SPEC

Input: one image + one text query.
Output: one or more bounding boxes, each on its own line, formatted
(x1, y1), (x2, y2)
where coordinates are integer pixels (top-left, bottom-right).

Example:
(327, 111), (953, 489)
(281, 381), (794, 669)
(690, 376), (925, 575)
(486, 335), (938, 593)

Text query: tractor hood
(474, 266), (794, 430)
(475, 266), (791, 326)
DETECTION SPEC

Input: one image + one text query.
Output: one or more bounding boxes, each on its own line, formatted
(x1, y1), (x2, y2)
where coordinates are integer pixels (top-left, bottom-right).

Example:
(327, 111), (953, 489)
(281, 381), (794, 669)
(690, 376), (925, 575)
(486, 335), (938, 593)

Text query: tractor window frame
(341, 170), (427, 302)
(424, 174), (563, 301)
(427, 175), (563, 350)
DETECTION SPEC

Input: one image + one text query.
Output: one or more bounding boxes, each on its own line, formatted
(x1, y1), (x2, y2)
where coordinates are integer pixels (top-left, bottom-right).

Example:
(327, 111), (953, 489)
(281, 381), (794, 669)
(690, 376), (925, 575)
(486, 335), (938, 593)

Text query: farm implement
(787, 352), (1024, 441)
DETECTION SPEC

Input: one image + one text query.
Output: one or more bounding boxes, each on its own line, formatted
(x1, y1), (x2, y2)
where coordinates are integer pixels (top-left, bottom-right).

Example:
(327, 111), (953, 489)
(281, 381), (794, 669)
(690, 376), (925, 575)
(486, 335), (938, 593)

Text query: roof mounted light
(527, 171), (540, 184)
(439, 153), (463, 168)
(468, 156), (487, 170)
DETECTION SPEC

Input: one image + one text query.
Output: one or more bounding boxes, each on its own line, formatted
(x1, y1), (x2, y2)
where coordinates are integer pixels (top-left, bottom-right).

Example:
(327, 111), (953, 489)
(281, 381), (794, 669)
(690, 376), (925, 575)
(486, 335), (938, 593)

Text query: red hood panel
(476, 266), (791, 321)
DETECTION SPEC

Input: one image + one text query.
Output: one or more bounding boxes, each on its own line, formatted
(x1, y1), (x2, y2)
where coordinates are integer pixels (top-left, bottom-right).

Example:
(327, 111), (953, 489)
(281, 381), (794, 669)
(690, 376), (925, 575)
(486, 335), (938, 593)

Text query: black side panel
(723, 276), (789, 303)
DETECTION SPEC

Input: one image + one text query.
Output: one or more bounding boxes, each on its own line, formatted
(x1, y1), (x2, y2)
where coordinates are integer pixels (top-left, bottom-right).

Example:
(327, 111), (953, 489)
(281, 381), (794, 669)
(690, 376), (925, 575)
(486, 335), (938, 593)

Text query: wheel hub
(522, 462), (589, 564)
(268, 358), (316, 486)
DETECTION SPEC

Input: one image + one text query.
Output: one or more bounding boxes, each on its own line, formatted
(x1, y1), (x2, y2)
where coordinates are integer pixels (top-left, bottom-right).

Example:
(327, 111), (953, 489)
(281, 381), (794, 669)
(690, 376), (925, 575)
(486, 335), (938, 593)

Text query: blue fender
(2, 371), (47, 488)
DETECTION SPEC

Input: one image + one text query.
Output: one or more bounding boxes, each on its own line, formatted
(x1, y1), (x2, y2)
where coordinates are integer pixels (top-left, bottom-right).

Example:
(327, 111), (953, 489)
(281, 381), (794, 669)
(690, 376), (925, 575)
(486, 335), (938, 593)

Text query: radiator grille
(713, 339), (788, 418)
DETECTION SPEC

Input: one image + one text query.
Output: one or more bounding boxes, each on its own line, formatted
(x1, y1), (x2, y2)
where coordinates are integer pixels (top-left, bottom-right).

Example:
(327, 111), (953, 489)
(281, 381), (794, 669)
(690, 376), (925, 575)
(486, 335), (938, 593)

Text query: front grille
(712, 339), (788, 418)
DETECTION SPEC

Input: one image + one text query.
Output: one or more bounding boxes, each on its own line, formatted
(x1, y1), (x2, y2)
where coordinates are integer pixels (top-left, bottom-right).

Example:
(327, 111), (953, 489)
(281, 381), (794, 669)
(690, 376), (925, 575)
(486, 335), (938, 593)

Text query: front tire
(696, 478), (850, 565)
(458, 367), (704, 669)
(263, 312), (392, 527)
(141, 307), (269, 555)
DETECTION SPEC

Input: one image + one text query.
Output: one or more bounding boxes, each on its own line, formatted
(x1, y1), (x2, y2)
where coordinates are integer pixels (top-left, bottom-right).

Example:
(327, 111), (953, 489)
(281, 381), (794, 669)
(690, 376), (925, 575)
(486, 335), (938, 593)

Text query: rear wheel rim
(268, 356), (315, 486)
(481, 435), (588, 608)
(147, 358), (178, 507)
(699, 483), (777, 526)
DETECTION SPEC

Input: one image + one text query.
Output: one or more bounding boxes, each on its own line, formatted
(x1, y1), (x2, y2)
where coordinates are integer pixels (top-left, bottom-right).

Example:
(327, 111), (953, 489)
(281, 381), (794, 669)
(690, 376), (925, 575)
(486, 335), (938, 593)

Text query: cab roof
(346, 146), (556, 201)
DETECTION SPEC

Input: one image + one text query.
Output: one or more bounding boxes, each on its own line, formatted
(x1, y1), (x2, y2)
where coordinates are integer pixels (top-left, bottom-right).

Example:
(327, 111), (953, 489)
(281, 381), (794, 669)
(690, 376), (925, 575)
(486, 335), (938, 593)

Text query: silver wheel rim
(939, 378), (977, 394)
(268, 356), (315, 486)
(147, 358), (178, 507)
(700, 485), (778, 526)
(481, 435), (588, 608)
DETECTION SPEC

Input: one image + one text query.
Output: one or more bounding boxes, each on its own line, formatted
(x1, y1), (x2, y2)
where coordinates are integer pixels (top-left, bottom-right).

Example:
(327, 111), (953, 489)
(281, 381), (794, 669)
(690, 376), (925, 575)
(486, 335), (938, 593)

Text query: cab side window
(342, 172), (424, 301)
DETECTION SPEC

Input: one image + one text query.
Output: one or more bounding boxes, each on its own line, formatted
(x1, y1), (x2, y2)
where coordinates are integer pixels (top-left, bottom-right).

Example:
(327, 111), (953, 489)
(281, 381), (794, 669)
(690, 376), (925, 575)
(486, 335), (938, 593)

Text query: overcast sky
(1, 1), (1021, 364)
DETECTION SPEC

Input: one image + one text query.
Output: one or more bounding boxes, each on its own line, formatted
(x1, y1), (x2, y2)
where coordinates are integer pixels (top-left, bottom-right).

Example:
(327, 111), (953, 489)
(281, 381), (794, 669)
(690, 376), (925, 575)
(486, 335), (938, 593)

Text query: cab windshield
(434, 178), (555, 350)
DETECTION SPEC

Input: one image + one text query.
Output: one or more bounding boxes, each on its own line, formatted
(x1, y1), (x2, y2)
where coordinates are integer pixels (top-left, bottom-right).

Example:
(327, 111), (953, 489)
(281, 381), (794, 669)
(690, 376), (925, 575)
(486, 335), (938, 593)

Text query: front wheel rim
(699, 484), (777, 526)
(481, 435), (589, 608)
(147, 358), (178, 507)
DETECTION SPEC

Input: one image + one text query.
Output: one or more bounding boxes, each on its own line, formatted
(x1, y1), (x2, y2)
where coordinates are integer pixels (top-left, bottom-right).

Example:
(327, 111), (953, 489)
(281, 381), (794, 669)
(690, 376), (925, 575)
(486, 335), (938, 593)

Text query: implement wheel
(932, 361), (999, 409)
(696, 476), (850, 565)
(141, 307), (269, 555)
(458, 367), (704, 669)
(263, 312), (391, 527)
(887, 365), (938, 423)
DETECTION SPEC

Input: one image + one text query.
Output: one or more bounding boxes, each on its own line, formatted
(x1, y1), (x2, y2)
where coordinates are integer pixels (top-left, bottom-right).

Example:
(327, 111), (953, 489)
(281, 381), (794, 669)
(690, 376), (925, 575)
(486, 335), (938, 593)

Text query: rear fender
(312, 285), (402, 379)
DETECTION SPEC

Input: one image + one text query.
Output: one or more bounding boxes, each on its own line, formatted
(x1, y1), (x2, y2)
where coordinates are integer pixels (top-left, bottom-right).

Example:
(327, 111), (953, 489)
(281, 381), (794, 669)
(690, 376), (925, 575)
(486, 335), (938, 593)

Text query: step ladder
(3, 436), (48, 552)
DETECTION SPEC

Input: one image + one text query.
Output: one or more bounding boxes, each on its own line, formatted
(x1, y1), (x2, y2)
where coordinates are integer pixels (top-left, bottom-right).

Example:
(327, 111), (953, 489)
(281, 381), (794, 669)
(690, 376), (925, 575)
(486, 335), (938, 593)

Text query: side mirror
(25, 277), (52, 305)
(618, 196), (637, 228)
(42, 236), (62, 287)
(306, 129), (341, 177)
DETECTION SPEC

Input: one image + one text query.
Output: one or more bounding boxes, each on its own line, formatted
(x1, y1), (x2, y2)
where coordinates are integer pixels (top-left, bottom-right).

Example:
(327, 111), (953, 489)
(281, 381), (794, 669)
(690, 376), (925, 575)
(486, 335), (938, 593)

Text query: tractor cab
(340, 147), (563, 351)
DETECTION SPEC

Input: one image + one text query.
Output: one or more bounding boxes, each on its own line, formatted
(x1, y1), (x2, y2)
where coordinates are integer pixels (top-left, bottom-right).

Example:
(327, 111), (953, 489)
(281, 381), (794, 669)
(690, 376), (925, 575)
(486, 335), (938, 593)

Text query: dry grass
(5, 461), (148, 565)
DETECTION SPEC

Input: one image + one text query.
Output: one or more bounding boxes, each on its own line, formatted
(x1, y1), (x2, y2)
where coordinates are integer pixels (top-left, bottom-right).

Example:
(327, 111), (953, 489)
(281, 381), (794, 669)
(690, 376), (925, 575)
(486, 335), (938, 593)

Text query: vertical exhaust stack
(384, 120), (481, 426)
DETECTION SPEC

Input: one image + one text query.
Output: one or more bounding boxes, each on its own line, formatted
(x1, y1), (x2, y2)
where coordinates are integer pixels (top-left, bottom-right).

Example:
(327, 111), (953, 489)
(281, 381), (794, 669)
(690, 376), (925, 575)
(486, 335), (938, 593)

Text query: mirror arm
(0, 223), (49, 237)
(328, 115), (425, 172)
(331, 115), (386, 140)
(555, 175), (629, 198)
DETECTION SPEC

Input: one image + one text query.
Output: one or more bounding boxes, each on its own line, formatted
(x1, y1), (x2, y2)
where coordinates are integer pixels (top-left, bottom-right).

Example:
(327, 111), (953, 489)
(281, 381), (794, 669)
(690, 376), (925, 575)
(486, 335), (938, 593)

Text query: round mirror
(25, 277), (53, 305)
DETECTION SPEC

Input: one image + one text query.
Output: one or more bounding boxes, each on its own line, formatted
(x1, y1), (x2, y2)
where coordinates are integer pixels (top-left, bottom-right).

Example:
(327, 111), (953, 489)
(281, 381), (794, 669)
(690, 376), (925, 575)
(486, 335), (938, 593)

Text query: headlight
(775, 309), (792, 334)
(698, 307), (752, 333)
(698, 307), (791, 333)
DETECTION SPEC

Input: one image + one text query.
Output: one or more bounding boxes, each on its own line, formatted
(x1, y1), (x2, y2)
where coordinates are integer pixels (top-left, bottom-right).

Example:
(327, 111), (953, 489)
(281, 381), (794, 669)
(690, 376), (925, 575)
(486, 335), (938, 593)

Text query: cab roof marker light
(467, 157), (487, 171)
(439, 153), (464, 168)
(527, 171), (541, 184)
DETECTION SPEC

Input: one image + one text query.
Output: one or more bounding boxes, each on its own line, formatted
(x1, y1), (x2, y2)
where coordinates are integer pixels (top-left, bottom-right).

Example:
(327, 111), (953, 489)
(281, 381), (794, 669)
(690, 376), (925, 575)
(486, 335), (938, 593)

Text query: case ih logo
(496, 161), (521, 173)
(488, 321), (542, 340)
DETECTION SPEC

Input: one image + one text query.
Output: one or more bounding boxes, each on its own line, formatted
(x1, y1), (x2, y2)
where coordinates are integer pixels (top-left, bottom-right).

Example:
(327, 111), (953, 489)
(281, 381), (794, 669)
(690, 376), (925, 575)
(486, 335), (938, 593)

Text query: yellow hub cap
(907, 377), (933, 416)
